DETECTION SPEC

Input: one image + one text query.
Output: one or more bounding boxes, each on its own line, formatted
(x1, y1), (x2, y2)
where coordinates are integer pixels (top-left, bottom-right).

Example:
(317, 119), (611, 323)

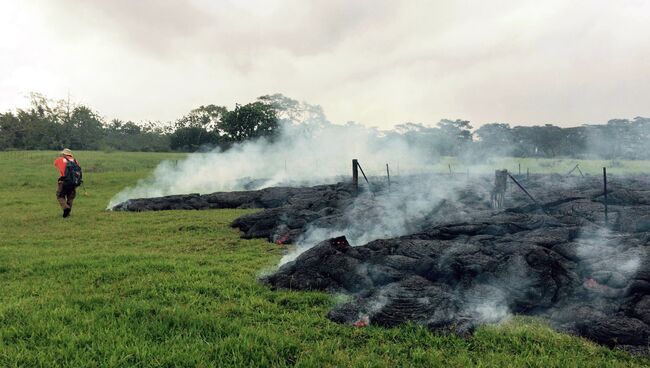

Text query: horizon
(2, 92), (647, 131)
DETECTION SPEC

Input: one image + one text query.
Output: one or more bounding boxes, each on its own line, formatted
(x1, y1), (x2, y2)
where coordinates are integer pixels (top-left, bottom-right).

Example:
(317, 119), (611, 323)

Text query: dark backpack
(63, 158), (83, 187)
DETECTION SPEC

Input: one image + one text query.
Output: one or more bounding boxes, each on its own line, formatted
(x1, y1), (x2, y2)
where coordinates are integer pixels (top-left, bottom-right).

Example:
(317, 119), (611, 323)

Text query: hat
(60, 148), (73, 156)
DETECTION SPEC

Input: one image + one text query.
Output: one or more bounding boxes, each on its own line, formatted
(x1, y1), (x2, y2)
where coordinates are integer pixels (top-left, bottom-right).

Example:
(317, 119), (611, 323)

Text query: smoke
(108, 120), (438, 209)
(576, 227), (642, 286)
(584, 118), (650, 160)
(464, 290), (511, 324)
(107, 100), (497, 269)
(354, 286), (390, 327)
(280, 175), (467, 264)
(456, 254), (535, 325)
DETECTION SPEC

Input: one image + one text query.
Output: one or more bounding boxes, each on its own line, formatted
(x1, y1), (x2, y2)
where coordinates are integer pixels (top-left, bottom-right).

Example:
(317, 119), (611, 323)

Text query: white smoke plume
(464, 291), (511, 324)
(107, 99), (502, 267)
(576, 227), (642, 286)
(108, 120), (437, 209)
(280, 175), (468, 264)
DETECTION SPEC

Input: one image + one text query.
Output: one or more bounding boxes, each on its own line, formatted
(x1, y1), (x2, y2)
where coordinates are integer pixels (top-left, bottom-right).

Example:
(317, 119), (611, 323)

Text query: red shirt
(54, 156), (80, 177)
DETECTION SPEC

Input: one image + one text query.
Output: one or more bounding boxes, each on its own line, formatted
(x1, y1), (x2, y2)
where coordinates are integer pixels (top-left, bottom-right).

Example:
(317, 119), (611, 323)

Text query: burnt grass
(113, 174), (650, 354)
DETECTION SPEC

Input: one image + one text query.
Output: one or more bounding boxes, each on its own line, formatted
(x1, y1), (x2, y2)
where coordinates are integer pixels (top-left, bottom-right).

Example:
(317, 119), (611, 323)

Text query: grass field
(1, 150), (648, 367)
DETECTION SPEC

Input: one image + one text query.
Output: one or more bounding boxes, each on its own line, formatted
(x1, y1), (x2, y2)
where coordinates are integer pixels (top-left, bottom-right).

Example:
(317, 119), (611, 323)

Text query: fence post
(352, 159), (359, 192)
(603, 167), (609, 226)
(492, 170), (508, 209)
(386, 163), (391, 191)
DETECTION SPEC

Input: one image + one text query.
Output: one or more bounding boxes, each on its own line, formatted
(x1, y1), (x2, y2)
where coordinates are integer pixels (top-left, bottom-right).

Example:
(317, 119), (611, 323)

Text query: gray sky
(1, 0), (649, 128)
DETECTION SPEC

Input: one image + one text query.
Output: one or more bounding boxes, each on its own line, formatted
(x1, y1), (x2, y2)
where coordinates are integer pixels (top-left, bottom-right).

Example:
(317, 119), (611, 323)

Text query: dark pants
(56, 179), (76, 210)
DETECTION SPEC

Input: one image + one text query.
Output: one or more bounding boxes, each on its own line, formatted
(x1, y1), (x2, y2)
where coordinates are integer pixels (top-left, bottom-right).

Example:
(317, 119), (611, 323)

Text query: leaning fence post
(508, 172), (541, 208)
(603, 167), (608, 226)
(355, 161), (373, 196)
(352, 159), (359, 192)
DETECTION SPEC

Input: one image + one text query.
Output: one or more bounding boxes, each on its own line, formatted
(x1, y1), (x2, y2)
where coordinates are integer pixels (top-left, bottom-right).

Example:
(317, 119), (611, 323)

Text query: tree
(169, 104), (228, 151)
(219, 102), (278, 142)
(258, 93), (328, 127)
(474, 123), (513, 156)
(176, 104), (227, 131)
(0, 112), (21, 150)
(436, 119), (473, 156)
(169, 126), (216, 151)
(534, 124), (567, 157)
(63, 106), (105, 150)
(437, 119), (473, 141)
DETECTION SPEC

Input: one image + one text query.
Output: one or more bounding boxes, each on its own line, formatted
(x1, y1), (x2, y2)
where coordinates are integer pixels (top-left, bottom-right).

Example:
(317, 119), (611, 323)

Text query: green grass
(0, 150), (648, 367)
(460, 157), (650, 175)
(358, 156), (650, 178)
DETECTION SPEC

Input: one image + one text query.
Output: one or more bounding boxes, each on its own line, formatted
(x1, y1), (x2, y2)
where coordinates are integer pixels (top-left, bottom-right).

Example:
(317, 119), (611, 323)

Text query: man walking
(53, 148), (82, 218)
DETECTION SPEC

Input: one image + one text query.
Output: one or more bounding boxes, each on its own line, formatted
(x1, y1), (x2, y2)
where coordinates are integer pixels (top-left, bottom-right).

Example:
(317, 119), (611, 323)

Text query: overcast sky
(1, 0), (649, 128)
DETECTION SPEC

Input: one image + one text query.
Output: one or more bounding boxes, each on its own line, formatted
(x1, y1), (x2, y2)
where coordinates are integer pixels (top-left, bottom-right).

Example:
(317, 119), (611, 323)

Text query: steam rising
(108, 121), (434, 208)
(108, 115), (648, 336)
(281, 177), (462, 264)
(577, 228), (642, 285)
(109, 118), (474, 266)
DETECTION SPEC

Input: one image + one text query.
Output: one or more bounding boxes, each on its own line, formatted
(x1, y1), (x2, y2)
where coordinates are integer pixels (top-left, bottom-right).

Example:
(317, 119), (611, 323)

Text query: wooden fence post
(603, 167), (609, 226)
(386, 163), (391, 191)
(352, 159), (359, 192)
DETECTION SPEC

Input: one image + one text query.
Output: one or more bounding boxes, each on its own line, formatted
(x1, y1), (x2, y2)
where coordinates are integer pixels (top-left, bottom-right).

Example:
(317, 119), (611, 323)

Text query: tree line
(0, 93), (279, 152)
(1, 93), (648, 159)
(392, 117), (650, 160)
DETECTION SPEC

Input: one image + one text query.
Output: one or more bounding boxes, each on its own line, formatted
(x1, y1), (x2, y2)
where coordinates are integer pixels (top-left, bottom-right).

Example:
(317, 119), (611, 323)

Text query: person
(53, 148), (81, 218)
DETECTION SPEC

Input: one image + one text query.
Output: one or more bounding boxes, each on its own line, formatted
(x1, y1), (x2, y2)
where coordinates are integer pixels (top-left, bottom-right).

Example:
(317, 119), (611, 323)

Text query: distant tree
(176, 104), (227, 131)
(474, 123), (513, 156)
(169, 126), (216, 151)
(169, 104), (228, 151)
(438, 119), (473, 141)
(120, 121), (142, 135)
(63, 106), (105, 150)
(258, 94), (300, 121)
(0, 112), (21, 150)
(436, 119), (473, 156)
(102, 119), (170, 151)
(561, 126), (588, 157)
(258, 93), (328, 127)
(583, 119), (638, 159)
(13, 109), (61, 149)
(219, 101), (278, 142)
(631, 117), (650, 159)
(534, 124), (564, 157)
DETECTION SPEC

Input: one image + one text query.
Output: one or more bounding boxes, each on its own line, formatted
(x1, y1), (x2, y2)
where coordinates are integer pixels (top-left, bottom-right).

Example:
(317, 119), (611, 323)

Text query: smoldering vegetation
(113, 173), (650, 352)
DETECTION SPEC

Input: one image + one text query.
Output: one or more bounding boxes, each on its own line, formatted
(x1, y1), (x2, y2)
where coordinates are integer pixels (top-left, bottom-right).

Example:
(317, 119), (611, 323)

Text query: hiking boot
(63, 208), (71, 218)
